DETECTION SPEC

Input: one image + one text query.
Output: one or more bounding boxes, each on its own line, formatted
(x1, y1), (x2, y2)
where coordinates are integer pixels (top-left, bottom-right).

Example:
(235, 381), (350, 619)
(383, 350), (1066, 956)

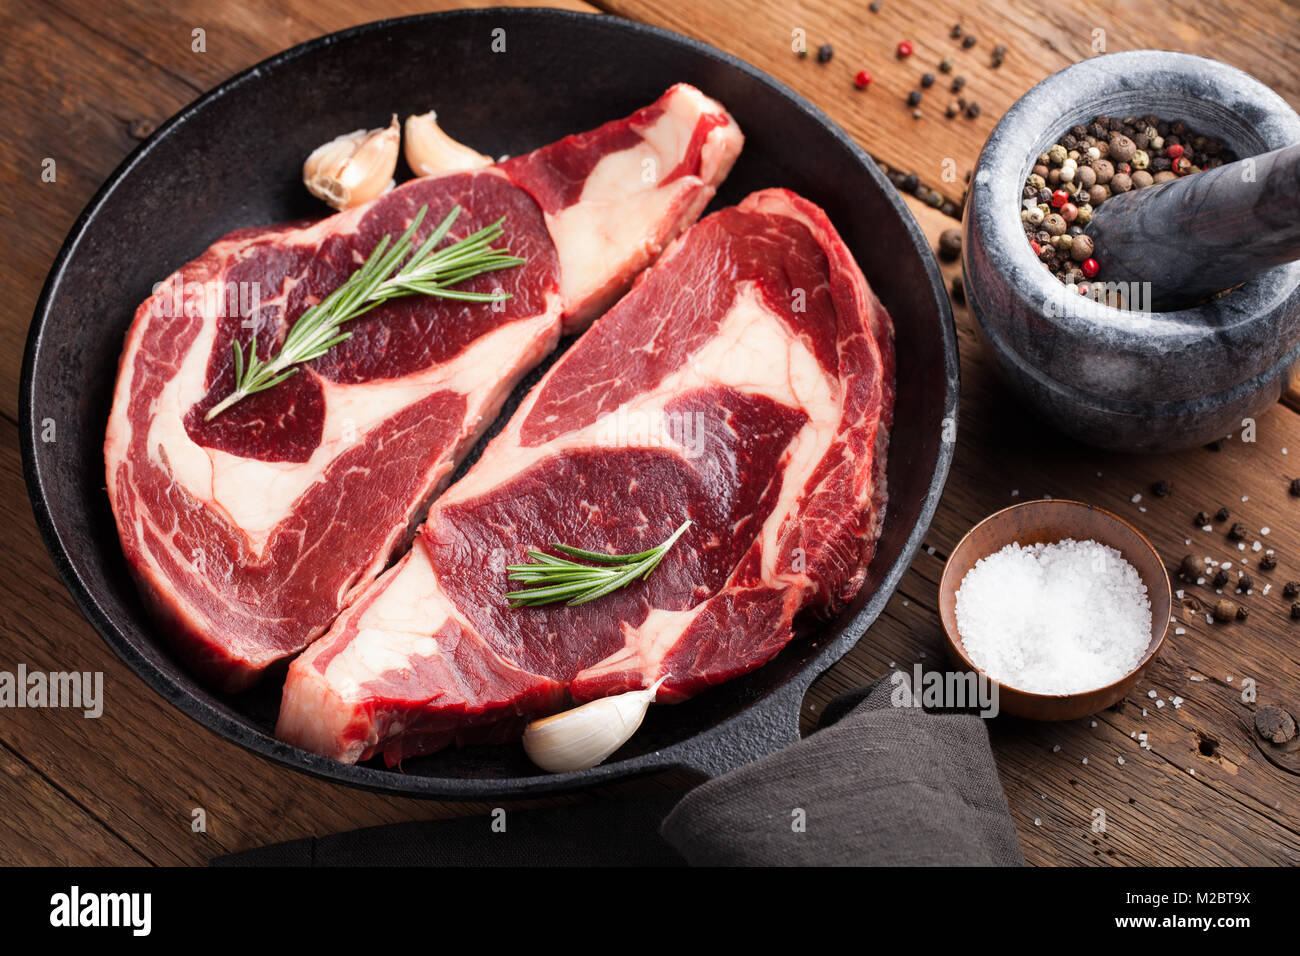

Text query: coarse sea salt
(954, 539), (1151, 695)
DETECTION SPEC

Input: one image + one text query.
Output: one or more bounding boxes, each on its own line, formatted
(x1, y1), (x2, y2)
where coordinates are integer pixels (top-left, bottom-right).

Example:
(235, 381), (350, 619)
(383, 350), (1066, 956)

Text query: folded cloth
(659, 676), (1024, 866)
(214, 677), (1022, 866)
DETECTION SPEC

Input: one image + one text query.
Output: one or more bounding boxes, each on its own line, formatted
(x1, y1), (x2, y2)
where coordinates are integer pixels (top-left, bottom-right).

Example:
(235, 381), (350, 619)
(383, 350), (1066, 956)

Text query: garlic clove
(522, 676), (669, 774)
(303, 115), (400, 210)
(404, 110), (493, 177)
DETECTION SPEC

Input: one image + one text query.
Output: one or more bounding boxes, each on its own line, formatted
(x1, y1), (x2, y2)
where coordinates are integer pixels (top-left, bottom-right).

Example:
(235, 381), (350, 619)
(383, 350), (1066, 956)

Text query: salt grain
(954, 539), (1151, 695)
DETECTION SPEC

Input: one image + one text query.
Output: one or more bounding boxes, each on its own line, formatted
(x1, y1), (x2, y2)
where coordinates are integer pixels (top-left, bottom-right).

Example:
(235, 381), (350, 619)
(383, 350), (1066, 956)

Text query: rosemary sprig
(505, 520), (693, 608)
(205, 204), (525, 421)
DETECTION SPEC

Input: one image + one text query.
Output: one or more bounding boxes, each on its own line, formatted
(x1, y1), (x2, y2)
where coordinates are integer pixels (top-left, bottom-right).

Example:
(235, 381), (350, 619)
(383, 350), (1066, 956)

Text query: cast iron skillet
(20, 9), (959, 797)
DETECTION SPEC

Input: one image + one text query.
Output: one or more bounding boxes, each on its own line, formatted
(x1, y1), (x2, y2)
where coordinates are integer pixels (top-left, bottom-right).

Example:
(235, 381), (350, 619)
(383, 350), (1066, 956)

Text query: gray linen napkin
(214, 677), (1023, 866)
(659, 676), (1025, 866)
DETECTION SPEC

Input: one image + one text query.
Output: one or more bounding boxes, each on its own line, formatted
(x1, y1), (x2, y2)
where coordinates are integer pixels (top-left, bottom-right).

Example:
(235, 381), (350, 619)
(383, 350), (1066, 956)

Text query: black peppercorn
(1228, 522), (1248, 541)
(907, 90), (922, 107)
(1215, 507), (1230, 522)
(1238, 572), (1254, 593)
(961, 34), (976, 48)
(817, 43), (833, 63)
(950, 275), (965, 304)
(938, 228), (962, 262)
(951, 75), (966, 92)
(966, 102), (981, 119)
(1237, 605), (1249, 622)
(1292, 602), (1300, 620)
(1151, 480), (1172, 497)
(869, 1), (882, 10)
(921, 72), (936, 88)
(1212, 568), (1229, 588)
(1261, 554), (1277, 571)
(1284, 581), (1300, 599)
(901, 172), (919, 194)
(950, 24), (963, 38)
(1194, 511), (1211, 526)
(1290, 477), (1300, 497)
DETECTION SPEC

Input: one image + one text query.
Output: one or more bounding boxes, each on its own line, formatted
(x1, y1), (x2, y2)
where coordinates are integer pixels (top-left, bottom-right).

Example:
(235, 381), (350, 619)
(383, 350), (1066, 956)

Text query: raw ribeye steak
(277, 188), (896, 763)
(104, 84), (742, 691)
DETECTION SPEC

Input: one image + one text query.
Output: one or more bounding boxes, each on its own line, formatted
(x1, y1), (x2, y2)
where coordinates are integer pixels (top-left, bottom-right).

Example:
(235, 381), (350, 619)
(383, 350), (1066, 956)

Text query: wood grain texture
(2, 0), (1299, 866)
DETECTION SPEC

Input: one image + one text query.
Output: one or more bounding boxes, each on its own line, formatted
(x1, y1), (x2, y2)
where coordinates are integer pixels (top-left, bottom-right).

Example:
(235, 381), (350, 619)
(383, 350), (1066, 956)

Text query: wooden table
(2, 0), (1298, 866)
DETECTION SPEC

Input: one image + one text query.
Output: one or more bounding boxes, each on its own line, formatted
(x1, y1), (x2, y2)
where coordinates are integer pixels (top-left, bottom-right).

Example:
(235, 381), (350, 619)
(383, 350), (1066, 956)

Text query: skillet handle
(667, 671), (813, 779)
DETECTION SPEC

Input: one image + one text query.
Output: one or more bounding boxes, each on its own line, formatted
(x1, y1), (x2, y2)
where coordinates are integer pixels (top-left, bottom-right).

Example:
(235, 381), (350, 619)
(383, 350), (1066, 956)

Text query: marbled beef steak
(277, 188), (895, 764)
(104, 85), (742, 692)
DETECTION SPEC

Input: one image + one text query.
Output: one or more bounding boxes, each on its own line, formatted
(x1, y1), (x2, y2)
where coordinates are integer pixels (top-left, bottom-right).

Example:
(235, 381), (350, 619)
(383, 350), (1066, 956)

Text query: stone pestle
(1084, 142), (1300, 311)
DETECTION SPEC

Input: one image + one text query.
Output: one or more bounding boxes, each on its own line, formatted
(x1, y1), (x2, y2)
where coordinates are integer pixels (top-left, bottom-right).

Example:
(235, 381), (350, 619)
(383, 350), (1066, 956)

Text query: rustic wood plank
(0, 741), (150, 865)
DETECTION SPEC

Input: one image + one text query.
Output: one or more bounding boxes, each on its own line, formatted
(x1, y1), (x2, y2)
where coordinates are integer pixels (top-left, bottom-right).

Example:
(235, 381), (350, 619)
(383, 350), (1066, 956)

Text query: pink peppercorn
(1081, 258), (1099, 278)
(1060, 202), (1078, 222)
(855, 70), (872, 88)
(897, 41), (913, 58)
(1051, 189), (1069, 208)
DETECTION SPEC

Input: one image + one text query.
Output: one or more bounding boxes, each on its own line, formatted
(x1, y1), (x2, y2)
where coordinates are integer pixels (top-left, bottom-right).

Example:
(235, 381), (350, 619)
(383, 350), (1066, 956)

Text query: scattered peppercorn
(1213, 599), (1237, 622)
(1261, 554), (1278, 571)
(939, 55), (954, 73)
(1237, 572), (1254, 593)
(991, 43), (1007, 68)
(912, 108), (923, 120)
(855, 70), (872, 89)
(1215, 506), (1230, 522)
(868, 0), (882, 11)
(921, 72), (935, 88)
(1255, 705), (1297, 743)
(950, 24), (963, 39)
(1150, 479), (1172, 497)
(1228, 522), (1248, 541)
(897, 40), (913, 58)
(1290, 477), (1300, 496)
(1212, 568), (1229, 588)
(950, 275), (965, 304)
(1284, 581), (1300, 599)
(951, 75), (966, 92)
(945, 101), (959, 119)
(1292, 602), (1300, 620)
(961, 34), (976, 49)
(1194, 510), (1211, 526)
(1236, 604), (1249, 621)
(938, 228), (962, 262)
(907, 90), (922, 107)
(1206, 439), (1224, 452)
(817, 43), (833, 64)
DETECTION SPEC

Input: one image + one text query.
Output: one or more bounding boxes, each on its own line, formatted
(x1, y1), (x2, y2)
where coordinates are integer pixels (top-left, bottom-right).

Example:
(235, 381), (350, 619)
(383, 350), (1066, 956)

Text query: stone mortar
(964, 51), (1300, 452)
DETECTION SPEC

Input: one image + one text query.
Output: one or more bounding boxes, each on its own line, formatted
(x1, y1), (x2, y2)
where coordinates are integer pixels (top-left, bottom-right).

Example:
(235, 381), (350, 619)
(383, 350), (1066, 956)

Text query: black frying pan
(19, 9), (958, 798)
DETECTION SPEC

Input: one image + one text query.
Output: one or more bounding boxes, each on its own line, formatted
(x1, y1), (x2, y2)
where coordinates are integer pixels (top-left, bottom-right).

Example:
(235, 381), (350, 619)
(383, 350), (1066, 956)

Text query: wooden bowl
(938, 499), (1171, 721)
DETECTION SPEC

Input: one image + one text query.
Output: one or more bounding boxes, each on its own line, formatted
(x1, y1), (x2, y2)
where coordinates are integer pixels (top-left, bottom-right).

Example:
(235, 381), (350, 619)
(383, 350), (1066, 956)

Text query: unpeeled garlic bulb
(404, 110), (493, 177)
(303, 116), (400, 210)
(522, 676), (669, 773)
